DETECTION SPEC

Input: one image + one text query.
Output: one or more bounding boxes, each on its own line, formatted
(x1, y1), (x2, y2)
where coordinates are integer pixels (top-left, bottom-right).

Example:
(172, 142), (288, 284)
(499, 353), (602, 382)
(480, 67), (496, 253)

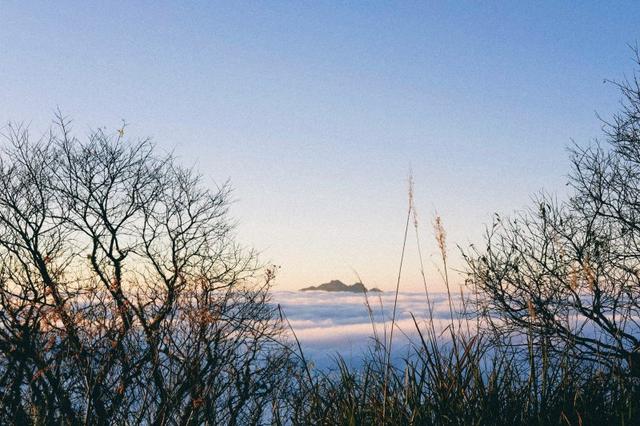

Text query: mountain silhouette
(300, 280), (382, 293)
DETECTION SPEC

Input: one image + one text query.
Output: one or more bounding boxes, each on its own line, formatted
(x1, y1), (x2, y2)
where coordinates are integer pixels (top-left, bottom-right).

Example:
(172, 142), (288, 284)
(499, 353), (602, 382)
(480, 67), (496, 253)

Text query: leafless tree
(0, 115), (294, 424)
(465, 51), (640, 377)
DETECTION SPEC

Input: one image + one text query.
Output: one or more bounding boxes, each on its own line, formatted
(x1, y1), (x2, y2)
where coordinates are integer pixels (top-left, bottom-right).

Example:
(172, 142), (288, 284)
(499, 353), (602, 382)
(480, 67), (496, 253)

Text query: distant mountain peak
(300, 280), (382, 293)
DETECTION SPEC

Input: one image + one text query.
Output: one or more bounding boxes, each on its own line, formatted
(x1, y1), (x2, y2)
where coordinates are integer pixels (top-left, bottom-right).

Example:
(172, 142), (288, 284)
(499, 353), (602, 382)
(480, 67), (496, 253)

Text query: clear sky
(1, 2), (639, 290)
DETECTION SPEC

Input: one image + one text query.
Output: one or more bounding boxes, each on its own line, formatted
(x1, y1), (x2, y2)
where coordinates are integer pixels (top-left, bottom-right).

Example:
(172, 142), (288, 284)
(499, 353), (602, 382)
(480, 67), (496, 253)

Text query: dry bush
(0, 115), (294, 424)
(465, 52), (640, 377)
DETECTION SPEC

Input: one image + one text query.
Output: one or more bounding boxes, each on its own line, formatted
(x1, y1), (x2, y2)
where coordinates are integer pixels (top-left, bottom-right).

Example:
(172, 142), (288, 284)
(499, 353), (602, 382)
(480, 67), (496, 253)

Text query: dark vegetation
(2, 55), (640, 424)
(0, 117), (293, 424)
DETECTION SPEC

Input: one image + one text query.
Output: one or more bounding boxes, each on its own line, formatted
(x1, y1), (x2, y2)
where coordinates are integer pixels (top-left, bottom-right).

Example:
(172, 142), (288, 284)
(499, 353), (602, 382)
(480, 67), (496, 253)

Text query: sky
(1, 2), (639, 291)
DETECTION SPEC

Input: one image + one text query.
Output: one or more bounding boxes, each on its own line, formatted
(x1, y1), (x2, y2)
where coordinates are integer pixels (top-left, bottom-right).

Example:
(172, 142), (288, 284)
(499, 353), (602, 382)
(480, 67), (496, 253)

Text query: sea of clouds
(270, 289), (640, 372)
(270, 290), (462, 369)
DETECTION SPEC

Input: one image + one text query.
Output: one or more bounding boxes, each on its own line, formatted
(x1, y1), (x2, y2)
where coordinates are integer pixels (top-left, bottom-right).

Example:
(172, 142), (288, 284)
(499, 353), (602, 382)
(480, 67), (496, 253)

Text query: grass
(278, 339), (639, 425)
(270, 181), (640, 425)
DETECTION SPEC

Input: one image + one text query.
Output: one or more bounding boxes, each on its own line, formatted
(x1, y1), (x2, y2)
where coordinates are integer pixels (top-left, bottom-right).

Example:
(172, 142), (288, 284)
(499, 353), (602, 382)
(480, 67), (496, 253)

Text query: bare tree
(0, 115), (294, 424)
(465, 52), (640, 376)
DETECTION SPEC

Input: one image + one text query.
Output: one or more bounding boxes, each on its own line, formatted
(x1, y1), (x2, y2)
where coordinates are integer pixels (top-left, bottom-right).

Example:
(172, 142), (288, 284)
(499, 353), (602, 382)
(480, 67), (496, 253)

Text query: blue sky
(1, 2), (639, 290)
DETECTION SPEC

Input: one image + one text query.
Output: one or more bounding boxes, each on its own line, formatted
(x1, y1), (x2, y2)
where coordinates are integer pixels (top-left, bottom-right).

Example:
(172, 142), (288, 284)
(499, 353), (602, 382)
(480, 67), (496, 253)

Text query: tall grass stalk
(411, 193), (437, 340)
(382, 174), (414, 420)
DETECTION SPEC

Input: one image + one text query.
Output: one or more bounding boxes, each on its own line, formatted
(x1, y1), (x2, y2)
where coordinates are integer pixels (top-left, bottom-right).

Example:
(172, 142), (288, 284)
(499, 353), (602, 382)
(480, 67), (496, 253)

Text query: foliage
(464, 51), (640, 376)
(0, 116), (294, 424)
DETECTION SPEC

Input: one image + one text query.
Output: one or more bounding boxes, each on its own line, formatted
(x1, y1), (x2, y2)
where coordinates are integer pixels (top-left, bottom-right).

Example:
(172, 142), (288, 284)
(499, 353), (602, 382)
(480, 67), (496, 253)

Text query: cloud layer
(271, 290), (462, 368)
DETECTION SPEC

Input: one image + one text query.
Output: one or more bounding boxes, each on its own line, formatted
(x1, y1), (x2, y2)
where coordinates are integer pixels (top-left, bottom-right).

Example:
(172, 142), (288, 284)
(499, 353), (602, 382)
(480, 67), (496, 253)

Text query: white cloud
(271, 290), (467, 368)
